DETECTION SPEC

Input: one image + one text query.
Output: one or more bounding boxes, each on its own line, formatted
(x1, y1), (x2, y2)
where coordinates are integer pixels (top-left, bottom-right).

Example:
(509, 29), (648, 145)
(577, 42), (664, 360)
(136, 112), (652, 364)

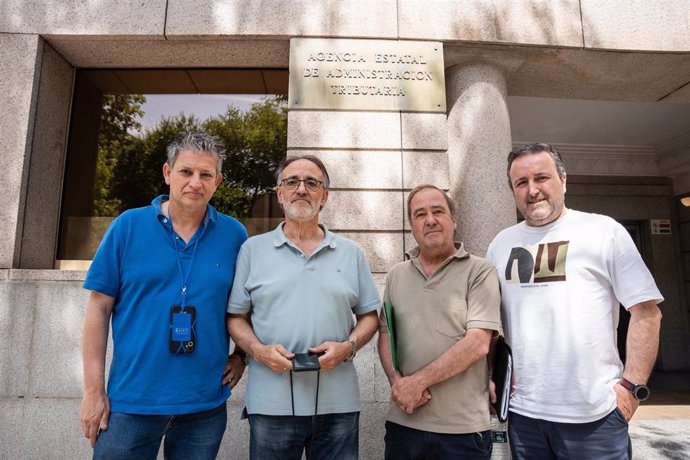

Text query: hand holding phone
(292, 352), (321, 372)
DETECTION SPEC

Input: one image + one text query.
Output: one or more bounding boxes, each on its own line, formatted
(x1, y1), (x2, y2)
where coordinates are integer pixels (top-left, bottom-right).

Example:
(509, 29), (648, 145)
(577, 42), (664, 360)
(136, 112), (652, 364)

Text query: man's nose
(295, 180), (308, 192)
(190, 173), (202, 187)
(424, 213), (437, 225)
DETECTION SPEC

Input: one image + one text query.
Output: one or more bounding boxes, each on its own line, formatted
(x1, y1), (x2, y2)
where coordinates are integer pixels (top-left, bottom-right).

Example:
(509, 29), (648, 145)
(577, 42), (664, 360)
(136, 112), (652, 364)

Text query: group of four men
(80, 132), (662, 459)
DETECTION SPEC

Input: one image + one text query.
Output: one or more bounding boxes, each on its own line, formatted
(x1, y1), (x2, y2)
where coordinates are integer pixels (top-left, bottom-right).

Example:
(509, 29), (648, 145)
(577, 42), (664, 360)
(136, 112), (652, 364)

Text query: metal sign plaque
(289, 38), (445, 112)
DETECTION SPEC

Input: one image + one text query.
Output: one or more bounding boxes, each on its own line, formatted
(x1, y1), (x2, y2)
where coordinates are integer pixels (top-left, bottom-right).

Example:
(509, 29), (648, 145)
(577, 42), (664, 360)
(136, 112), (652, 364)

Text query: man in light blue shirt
(228, 155), (380, 460)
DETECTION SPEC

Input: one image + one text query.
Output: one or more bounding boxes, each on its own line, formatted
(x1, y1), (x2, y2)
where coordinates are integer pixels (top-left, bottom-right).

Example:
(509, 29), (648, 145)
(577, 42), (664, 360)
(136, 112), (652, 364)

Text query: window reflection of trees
(94, 94), (287, 233)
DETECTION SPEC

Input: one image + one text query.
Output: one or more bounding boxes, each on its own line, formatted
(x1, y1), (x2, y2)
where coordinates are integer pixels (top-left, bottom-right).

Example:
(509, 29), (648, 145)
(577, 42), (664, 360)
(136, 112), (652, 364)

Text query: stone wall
(2, 0), (690, 457)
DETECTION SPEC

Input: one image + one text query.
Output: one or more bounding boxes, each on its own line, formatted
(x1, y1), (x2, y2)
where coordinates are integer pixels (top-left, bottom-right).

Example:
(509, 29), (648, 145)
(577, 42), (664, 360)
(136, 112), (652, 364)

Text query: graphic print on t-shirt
(505, 241), (569, 284)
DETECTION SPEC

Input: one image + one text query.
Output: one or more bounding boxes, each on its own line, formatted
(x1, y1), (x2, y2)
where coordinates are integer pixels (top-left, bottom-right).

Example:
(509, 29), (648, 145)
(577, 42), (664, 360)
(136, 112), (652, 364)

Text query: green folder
(383, 301), (399, 371)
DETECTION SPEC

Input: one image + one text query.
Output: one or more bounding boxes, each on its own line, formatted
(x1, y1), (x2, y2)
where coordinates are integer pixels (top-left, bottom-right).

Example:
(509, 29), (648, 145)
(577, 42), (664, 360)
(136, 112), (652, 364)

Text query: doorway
(617, 222), (644, 364)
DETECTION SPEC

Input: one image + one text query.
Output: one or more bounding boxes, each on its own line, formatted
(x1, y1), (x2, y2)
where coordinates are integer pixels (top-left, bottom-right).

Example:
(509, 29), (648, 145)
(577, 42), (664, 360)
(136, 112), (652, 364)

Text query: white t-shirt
(486, 210), (663, 423)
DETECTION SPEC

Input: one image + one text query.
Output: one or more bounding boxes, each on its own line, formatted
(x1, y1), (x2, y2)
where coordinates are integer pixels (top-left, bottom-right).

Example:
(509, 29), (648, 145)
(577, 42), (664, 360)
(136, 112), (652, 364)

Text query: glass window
(57, 69), (288, 268)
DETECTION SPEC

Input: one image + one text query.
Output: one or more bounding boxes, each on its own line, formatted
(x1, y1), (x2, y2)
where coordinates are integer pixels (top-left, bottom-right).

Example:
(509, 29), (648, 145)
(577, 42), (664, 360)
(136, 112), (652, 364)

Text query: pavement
(629, 371), (690, 459)
(491, 372), (690, 459)
(631, 393), (690, 459)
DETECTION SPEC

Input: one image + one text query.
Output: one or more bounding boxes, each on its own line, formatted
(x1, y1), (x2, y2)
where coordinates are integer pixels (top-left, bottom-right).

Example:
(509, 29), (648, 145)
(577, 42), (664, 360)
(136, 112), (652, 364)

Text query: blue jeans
(248, 412), (359, 460)
(92, 402), (227, 460)
(384, 421), (493, 460)
(508, 408), (631, 460)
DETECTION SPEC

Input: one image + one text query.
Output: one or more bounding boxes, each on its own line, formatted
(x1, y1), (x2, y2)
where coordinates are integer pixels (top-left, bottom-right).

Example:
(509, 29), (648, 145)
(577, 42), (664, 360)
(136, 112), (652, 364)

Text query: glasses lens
(282, 178), (321, 191)
(283, 178), (299, 189)
(304, 179), (320, 191)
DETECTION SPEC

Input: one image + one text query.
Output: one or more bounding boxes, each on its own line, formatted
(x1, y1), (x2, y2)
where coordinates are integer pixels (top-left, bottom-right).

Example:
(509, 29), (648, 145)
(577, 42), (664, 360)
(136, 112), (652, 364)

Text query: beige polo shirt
(380, 243), (501, 434)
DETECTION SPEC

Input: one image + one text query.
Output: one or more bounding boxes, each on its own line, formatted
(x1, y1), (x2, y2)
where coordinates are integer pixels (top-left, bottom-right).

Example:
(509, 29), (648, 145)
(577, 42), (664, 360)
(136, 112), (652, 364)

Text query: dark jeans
(508, 408), (632, 460)
(248, 412), (359, 460)
(384, 421), (493, 460)
(92, 402), (227, 460)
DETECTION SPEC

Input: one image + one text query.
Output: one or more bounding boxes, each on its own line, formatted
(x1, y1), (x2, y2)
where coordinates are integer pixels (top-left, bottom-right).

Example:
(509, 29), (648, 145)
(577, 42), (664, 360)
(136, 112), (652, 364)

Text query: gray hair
(274, 155), (331, 190)
(166, 131), (225, 173)
(506, 143), (567, 189)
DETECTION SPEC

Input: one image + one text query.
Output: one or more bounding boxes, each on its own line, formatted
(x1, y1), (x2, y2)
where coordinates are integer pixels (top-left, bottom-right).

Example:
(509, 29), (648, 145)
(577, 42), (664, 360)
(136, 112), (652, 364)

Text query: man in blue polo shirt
(227, 155), (380, 460)
(79, 132), (248, 459)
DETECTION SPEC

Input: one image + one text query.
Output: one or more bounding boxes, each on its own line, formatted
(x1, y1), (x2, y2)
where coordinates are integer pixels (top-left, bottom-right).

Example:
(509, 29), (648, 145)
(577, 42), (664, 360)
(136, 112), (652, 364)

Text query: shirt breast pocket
(434, 295), (467, 339)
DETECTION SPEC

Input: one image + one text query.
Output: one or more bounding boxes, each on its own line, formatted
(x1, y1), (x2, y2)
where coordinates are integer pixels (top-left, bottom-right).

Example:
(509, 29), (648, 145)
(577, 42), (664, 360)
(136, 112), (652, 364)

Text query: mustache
(290, 195), (313, 203)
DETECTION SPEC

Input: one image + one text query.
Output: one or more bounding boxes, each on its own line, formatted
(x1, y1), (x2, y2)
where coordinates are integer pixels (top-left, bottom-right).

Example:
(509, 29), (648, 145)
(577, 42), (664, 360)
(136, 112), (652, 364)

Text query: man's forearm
(624, 300), (662, 383)
(349, 311), (379, 351)
(413, 328), (493, 389)
(227, 313), (263, 357)
(82, 293), (114, 393)
(377, 330), (400, 384)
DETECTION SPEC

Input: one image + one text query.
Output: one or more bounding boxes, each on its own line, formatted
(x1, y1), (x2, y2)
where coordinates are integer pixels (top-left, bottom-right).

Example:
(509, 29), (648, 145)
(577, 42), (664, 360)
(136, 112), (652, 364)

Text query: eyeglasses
(280, 177), (324, 192)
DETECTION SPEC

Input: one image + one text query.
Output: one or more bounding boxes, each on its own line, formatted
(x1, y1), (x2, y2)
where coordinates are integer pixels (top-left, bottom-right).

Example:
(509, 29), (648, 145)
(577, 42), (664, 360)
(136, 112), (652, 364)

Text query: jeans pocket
(473, 431), (492, 457)
(613, 407), (630, 426)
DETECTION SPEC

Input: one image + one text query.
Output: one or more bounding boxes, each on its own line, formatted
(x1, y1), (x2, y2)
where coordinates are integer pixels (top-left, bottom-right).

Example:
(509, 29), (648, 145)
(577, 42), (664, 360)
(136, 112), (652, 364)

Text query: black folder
(492, 335), (512, 423)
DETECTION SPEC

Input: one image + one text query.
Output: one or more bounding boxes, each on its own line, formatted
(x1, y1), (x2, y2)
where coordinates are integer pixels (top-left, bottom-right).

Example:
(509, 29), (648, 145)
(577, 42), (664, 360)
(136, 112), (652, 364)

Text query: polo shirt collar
(152, 194), (215, 226)
(405, 241), (469, 261)
(272, 221), (337, 250)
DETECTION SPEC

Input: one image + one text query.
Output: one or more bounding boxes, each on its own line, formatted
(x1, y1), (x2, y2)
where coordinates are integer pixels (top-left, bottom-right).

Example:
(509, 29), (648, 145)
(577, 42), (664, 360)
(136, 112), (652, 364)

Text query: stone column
(445, 62), (515, 256)
(0, 34), (43, 268)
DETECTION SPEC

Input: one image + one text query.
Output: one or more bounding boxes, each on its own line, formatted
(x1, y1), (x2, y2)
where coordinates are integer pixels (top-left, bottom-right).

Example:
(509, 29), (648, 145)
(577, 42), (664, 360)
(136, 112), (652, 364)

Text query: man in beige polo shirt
(378, 184), (501, 459)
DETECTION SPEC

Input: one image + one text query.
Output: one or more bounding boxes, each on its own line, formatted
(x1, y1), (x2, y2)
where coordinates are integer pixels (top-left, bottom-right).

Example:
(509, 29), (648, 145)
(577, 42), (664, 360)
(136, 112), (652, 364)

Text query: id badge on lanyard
(166, 207), (207, 355)
(170, 305), (196, 353)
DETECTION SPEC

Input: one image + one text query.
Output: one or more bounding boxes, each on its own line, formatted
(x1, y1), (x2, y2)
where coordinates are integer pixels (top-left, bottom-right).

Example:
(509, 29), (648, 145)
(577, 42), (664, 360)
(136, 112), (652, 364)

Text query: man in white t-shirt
(486, 143), (663, 460)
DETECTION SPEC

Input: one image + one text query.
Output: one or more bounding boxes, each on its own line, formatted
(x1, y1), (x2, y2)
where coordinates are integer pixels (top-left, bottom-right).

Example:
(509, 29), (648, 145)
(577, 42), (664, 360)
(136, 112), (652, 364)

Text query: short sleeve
(227, 241), (253, 314)
(354, 247), (381, 315)
(465, 259), (502, 332)
(83, 217), (123, 298)
(608, 222), (664, 309)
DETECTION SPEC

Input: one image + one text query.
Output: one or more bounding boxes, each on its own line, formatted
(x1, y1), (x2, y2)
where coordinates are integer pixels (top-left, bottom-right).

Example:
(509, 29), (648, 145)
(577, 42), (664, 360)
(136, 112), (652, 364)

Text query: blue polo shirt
(227, 223), (380, 416)
(85, 195), (247, 414)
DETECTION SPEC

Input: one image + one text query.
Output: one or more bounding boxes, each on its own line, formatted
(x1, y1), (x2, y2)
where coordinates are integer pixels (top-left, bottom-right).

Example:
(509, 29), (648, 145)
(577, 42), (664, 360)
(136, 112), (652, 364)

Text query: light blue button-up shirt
(228, 222), (380, 415)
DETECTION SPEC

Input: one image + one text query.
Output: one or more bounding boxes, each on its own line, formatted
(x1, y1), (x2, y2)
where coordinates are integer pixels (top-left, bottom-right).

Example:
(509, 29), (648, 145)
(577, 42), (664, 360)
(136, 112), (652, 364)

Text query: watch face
(634, 385), (650, 401)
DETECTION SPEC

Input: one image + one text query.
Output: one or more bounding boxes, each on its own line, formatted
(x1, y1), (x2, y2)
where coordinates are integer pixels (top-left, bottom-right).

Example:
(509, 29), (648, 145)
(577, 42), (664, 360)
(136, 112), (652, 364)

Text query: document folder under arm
(383, 301), (399, 371)
(492, 335), (512, 423)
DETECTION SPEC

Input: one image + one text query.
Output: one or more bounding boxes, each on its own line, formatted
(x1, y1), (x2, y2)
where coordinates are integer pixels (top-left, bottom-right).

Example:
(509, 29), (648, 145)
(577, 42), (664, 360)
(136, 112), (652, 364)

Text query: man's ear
(276, 185), (285, 205)
(215, 172), (223, 187)
(561, 174), (567, 193)
(163, 163), (171, 185)
(319, 189), (329, 210)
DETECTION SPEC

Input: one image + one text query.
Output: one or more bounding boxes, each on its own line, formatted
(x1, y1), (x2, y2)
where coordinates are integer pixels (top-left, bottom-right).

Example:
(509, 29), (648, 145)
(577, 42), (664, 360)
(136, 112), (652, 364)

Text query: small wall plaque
(651, 219), (671, 234)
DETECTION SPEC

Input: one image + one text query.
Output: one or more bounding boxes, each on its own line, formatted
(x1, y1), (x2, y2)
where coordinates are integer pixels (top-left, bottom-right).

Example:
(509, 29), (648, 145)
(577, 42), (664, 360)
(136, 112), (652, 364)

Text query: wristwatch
(618, 377), (651, 401)
(343, 339), (357, 362)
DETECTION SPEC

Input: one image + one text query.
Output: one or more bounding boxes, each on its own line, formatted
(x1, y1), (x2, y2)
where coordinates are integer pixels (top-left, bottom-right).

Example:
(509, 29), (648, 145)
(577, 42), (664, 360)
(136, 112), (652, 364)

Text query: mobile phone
(292, 352), (321, 372)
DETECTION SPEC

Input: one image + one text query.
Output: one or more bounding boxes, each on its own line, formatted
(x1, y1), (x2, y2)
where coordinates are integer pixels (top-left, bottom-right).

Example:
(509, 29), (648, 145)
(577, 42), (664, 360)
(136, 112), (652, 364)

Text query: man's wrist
(231, 346), (247, 360)
(248, 341), (263, 359)
(83, 387), (108, 401)
(343, 338), (357, 362)
(618, 377), (651, 401)
(83, 379), (107, 395)
(83, 388), (106, 396)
